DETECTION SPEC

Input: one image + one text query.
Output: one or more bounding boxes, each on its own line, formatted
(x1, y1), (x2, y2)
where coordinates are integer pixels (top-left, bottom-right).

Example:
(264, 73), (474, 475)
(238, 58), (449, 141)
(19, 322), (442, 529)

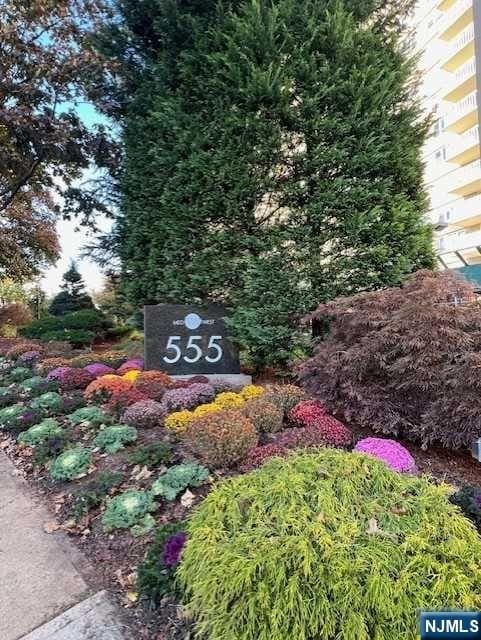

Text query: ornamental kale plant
(18, 418), (63, 446)
(0, 387), (14, 408)
(93, 424), (138, 453)
(33, 435), (69, 467)
(30, 391), (64, 414)
(69, 471), (124, 521)
(137, 521), (186, 605)
(49, 448), (92, 481)
(450, 484), (481, 533)
(151, 463), (209, 501)
(67, 405), (110, 426)
(122, 399), (166, 429)
(8, 366), (32, 383)
(102, 489), (157, 535)
(163, 531), (187, 567)
(18, 376), (45, 393)
(0, 403), (25, 428)
(3, 407), (41, 435)
(162, 383), (215, 412)
(354, 438), (417, 474)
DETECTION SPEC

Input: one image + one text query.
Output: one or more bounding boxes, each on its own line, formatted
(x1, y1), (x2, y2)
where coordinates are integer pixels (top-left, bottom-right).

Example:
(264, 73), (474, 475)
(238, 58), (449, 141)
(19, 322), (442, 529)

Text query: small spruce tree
(49, 262), (95, 316)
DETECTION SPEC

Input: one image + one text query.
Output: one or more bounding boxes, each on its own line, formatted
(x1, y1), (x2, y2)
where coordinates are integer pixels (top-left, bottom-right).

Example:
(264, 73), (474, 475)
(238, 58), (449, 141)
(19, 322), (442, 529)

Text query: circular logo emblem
(184, 313), (202, 330)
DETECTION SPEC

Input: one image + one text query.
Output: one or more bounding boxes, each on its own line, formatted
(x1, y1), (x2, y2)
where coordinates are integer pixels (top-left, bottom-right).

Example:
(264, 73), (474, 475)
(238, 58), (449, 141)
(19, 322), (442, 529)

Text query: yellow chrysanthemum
(240, 384), (265, 400)
(214, 392), (245, 409)
(193, 403), (222, 418)
(122, 370), (140, 383)
(164, 410), (195, 433)
(100, 374), (122, 381)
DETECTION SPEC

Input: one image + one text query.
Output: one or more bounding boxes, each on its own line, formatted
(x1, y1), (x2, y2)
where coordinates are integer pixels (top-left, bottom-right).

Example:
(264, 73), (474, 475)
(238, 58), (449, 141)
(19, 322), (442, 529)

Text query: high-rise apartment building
(413, 0), (481, 278)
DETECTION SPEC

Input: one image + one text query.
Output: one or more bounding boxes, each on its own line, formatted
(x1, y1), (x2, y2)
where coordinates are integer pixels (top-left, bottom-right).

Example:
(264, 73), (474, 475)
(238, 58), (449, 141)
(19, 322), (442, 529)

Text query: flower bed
(0, 339), (479, 640)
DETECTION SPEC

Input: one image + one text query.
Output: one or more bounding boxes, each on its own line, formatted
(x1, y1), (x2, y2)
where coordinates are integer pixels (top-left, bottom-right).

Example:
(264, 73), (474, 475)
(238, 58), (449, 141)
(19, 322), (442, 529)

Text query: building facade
(413, 0), (481, 278)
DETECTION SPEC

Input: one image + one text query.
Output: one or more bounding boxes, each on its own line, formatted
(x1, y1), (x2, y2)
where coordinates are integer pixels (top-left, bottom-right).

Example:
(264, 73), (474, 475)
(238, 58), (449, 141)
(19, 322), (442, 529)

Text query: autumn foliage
(298, 270), (481, 450)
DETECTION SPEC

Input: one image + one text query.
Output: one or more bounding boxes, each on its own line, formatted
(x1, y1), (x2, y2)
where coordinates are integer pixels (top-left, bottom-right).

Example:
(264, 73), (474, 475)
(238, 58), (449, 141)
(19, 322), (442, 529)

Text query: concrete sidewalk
(0, 451), (132, 640)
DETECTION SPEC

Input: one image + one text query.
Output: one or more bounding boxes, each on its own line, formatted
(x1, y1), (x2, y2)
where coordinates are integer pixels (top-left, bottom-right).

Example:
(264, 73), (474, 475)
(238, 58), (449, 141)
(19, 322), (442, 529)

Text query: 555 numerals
(162, 335), (223, 364)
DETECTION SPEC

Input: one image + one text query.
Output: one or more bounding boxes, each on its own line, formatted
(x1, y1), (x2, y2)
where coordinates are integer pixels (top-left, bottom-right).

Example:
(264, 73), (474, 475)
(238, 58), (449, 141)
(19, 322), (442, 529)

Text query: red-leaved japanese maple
(297, 270), (481, 450)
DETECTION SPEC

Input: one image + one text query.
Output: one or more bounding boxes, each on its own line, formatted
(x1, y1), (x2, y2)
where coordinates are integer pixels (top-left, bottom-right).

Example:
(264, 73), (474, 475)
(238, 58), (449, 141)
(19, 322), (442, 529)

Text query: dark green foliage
(127, 442), (174, 468)
(450, 485), (481, 534)
(48, 263), (95, 316)
(0, 387), (14, 408)
(39, 329), (95, 347)
(22, 309), (110, 346)
(32, 434), (70, 467)
(69, 471), (124, 521)
(137, 521), (185, 605)
(106, 0), (434, 367)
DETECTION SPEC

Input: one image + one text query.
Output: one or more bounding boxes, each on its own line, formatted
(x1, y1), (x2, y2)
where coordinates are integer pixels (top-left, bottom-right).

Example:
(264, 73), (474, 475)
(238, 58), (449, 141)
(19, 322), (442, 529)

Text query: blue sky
(41, 103), (114, 296)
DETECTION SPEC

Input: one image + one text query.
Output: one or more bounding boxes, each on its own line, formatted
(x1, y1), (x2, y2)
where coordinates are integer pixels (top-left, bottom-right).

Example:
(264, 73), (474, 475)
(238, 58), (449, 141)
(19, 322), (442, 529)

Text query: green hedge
(21, 310), (111, 345)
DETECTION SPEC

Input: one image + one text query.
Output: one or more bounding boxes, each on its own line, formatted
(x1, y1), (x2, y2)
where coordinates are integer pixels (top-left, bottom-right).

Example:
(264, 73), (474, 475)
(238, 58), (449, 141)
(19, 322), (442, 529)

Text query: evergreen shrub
(179, 450), (481, 640)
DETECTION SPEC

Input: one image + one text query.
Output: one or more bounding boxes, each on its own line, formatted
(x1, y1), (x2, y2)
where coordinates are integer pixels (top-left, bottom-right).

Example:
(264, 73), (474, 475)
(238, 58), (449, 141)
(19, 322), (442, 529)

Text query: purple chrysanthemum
(18, 350), (42, 365)
(354, 437), (416, 473)
(162, 383), (215, 412)
(83, 363), (115, 377)
(46, 366), (71, 381)
(163, 532), (187, 568)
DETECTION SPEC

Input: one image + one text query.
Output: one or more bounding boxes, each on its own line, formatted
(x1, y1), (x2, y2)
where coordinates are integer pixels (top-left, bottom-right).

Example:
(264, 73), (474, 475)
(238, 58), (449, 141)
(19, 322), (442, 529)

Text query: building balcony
(446, 125), (480, 165)
(447, 158), (481, 196)
(444, 90), (478, 133)
(437, 0), (458, 10)
(441, 24), (475, 71)
(432, 192), (481, 227)
(439, 0), (473, 41)
(437, 230), (481, 255)
(443, 57), (476, 102)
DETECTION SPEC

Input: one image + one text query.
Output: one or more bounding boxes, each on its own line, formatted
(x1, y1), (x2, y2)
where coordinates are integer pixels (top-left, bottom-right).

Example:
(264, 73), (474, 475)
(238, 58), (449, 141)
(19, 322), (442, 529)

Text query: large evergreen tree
(49, 263), (95, 316)
(107, 0), (434, 366)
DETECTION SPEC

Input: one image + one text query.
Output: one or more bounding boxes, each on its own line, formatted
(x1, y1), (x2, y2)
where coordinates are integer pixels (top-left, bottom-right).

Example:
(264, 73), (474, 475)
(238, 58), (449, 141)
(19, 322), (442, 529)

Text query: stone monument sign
(144, 304), (242, 378)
